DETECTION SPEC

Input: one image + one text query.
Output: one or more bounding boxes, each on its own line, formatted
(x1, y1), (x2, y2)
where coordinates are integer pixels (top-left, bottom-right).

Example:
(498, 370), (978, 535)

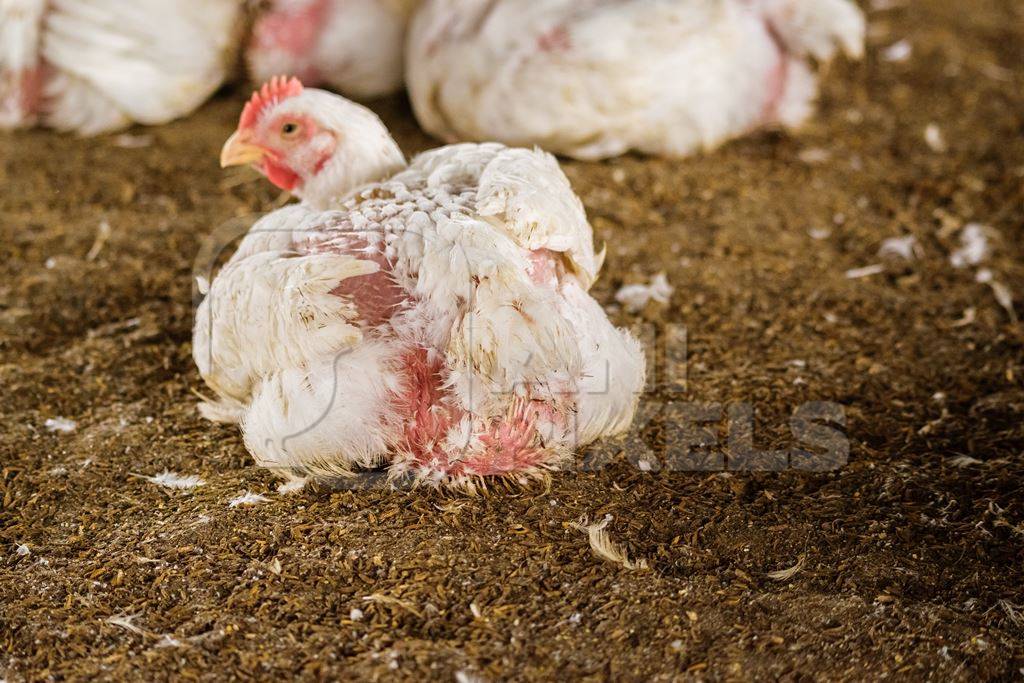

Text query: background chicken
(0, 0), (243, 135)
(406, 0), (866, 160)
(246, 0), (418, 100)
(195, 78), (645, 486)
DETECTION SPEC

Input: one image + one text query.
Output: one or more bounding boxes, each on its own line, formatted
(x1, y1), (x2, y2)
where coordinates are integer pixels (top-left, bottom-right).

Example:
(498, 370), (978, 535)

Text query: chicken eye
(281, 122), (300, 137)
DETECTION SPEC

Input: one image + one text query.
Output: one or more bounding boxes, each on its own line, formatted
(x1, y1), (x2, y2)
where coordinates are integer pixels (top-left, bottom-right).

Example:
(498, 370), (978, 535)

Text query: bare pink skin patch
(394, 347), (459, 466)
(526, 249), (560, 287)
(1, 65), (46, 125)
(760, 19), (791, 124)
(331, 266), (404, 328)
(462, 401), (554, 476)
(391, 349), (558, 478)
(385, 249), (567, 478)
(315, 237), (405, 327)
(537, 25), (572, 53)
(0, 2), (47, 127)
(250, 0), (331, 85)
(18, 66), (44, 118)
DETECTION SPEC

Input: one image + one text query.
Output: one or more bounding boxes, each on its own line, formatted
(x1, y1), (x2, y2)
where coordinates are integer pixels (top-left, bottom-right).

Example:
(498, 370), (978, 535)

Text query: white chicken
(195, 77), (645, 486)
(406, 0), (866, 160)
(0, 0), (242, 135)
(246, 0), (418, 100)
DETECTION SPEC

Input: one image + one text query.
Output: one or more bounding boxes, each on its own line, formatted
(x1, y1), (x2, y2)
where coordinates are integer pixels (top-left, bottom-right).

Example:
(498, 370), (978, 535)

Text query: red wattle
(262, 158), (300, 191)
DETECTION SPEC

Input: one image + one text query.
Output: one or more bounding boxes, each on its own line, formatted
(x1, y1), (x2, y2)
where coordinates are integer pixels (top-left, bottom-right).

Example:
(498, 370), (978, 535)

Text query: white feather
(615, 273), (673, 312)
(0, 0), (46, 127)
(139, 471), (205, 490)
(1, 0), (242, 134)
(475, 147), (602, 286)
(44, 416), (77, 433)
(241, 342), (403, 477)
(228, 491), (271, 507)
(407, 0), (865, 159)
(194, 247), (378, 402)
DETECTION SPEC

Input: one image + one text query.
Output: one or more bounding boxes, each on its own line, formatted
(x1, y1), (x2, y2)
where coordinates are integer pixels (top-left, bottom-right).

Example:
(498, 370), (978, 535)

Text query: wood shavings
(924, 124), (947, 152)
(988, 281), (1016, 321)
(155, 634), (182, 648)
(86, 220), (112, 261)
(878, 235), (921, 261)
(569, 515), (648, 571)
(105, 614), (147, 637)
(363, 594), (423, 617)
(951, 307), (976, 328)
(113, 134), (152, 149)
(882, 39), (912, 62)
(998, 601), (1024, 629)
(766, 556), (806, 582)
(844, 264), (886, 279)
(975, 269), (1017, 321)
(798, 148), (832, 164)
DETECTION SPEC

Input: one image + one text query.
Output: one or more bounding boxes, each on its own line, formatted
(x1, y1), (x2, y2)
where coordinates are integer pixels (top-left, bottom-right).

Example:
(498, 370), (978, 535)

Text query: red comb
(239, 75), (303, 130)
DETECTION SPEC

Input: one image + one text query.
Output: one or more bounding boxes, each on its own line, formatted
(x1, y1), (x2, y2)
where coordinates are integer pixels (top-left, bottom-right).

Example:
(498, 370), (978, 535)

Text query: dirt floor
(2, 1), (1024, 680)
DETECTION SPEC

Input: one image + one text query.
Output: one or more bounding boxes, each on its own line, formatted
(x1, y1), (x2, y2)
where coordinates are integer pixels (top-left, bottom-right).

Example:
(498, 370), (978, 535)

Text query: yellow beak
(220, 131), (266, 168)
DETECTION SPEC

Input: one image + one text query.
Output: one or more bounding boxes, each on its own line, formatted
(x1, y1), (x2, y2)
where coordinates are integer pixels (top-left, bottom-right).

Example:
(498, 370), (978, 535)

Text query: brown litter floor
(2, 0), (1023, 680)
